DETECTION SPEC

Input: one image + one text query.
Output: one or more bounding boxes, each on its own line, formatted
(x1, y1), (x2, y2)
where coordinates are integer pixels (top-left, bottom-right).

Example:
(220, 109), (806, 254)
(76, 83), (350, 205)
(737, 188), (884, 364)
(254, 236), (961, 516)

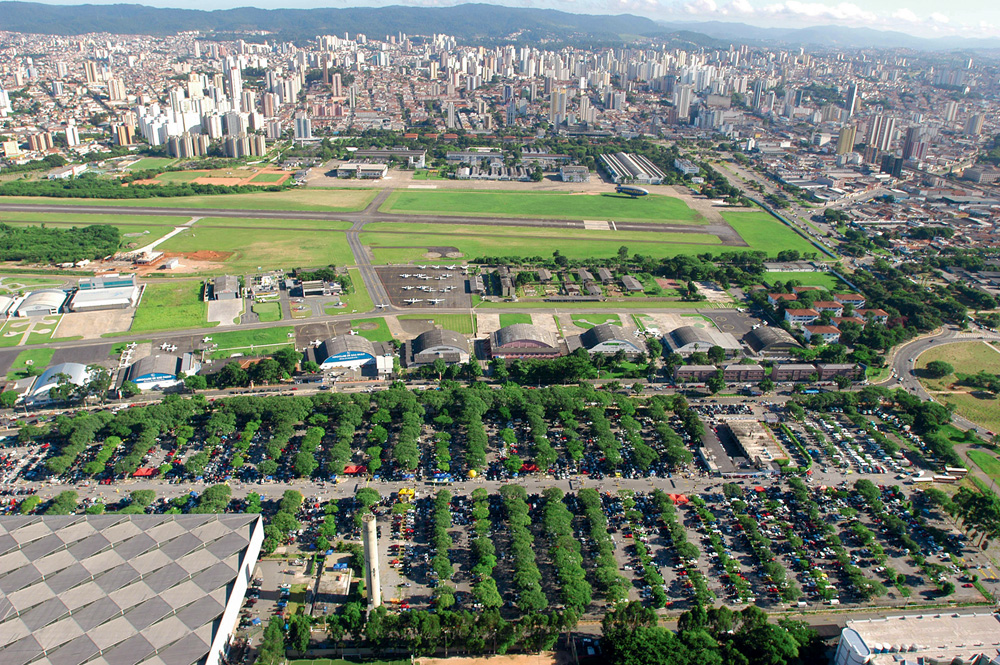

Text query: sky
(25, 0), (1000, 38)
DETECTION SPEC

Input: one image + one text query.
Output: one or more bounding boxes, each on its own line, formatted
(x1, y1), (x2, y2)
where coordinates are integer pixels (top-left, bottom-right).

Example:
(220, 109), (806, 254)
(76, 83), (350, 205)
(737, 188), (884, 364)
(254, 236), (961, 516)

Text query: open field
(130, 282), (209, 333)
(571, 313), (621, 329)
(252, 301), (282, 322)
(764, 271), (846, 291)
(351, 317), (393, 342)
(968, 450), (1000, 484)
(499, 313), (532, 326)
(363, 222), (722, 246)
(195, 217), (352, 230)
(360, 231), (721, 264)
(0, 188), (376, 212)
(917, 341), (1000, 433)
(208, 327), (295, 358)
(127, 157), (176, 171)
(722, 210), (819, 257)
(7, 348), (55, 379)
(381, 189), (704, 224)
(397, 313), (475, 334)
(158, 224), (354, 272)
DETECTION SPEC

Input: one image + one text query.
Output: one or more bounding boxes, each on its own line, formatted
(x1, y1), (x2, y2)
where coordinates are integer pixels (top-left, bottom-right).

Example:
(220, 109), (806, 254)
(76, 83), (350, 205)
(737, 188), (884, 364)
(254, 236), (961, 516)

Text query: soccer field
(381, 189), (704, 224)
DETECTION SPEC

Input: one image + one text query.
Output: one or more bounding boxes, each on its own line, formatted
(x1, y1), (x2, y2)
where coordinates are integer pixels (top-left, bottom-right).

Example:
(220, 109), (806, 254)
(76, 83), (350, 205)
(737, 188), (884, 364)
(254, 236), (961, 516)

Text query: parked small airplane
(404, 298), (422, 304)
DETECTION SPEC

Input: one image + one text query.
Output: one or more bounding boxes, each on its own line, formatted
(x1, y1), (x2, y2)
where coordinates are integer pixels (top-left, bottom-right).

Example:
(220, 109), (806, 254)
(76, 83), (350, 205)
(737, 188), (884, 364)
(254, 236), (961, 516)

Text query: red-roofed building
(785, 308), (819, 326)
(768, 293), (798, 306)
(857, 308), (889, 324)
(803, 325), (841, 343)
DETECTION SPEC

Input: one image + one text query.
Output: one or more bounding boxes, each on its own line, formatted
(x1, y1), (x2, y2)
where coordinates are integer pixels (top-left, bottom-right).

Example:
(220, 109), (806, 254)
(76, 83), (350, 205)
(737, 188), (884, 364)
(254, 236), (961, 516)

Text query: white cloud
(659, 0), (999, 37)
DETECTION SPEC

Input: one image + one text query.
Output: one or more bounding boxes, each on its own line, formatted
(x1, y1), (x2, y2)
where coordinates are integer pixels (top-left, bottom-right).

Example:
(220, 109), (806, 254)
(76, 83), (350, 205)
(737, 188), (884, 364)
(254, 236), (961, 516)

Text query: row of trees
(578, 488), (629, 603)
(500, 485), (547, 612)
(0, 173), (290, 199)
(540, 488), (592, 614)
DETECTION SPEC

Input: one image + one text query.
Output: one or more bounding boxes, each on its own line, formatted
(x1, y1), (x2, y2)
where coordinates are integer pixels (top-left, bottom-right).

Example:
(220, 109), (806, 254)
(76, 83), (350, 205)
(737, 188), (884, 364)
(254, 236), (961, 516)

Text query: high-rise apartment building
(844, 82), (858, 119)
(867, 114), (897, 152)
(965, 113), (985, 136)
(294, 113), (312, 140)
(64, 121), (80, 147)
(836, 125), (856, 155)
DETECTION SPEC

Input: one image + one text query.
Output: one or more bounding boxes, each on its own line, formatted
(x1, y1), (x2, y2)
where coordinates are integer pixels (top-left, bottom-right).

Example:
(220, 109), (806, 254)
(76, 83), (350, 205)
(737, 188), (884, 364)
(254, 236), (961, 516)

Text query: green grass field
(917, 341), (1000, 433)
(158, 222), (354, 272)
(250, 172), (286, 183)
(337, 270), (374, 313)
(765, 271), (845, 291)
(412, 170), (448, 180)
(479, 299), (711, 310)
(722, 210), (820, 257)
(499, 313), (532, 326)
(571, 313), (621, 329)
(0, 188), (375, 212)
(131, 282), (209, 333)
(7, 348), (55, 380)
(397, 313), (475, 334)
(2, 213), (193, 242)
(351, 318), (393, 342)
(381, 190), (704, 224)
(208, 327), (295, 358)
(195, 217), (352, 230)
(969, 450), (1000, 483)
(127, 157), (176, 171)
(252, 301), (282, 322)
(360, 230), (721, 264)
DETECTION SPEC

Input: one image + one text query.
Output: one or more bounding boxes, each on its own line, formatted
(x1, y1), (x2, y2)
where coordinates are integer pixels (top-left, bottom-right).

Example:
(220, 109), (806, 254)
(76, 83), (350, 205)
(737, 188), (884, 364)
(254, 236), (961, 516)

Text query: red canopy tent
(132, 468), (157, 478)
(343, 465), (368, 475)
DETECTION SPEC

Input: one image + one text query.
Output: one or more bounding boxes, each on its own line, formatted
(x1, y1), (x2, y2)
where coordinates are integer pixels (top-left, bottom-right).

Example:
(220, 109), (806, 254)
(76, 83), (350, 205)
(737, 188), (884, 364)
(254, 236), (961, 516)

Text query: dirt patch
(130, 179), (161, 186)
(181, 250), (233, 261)
(192, 177), (244, 186)
(656, 278), (682, 289)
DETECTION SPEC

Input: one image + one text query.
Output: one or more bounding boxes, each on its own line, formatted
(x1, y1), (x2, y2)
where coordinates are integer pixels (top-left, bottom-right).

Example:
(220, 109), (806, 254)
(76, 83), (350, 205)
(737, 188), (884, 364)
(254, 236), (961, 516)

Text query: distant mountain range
(658, 20), (1000, 51)
(0, 1), (997, 51)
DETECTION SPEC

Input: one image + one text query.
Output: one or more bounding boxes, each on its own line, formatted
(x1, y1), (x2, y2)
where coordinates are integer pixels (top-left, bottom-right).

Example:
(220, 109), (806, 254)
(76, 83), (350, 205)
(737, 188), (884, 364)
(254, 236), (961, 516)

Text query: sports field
(127, 157), (176, 171)
(764, 271), (845, 291)
(397, 313), (475, 334)
(130, 282), (209, 333)
(917, 341), (1000, 433)
(380, 190), (704, 224)
(250, 172), (286, 183)
(722, 210), (819, 256)
(0, 188), (375, 212)
(158, 222), (354, 271)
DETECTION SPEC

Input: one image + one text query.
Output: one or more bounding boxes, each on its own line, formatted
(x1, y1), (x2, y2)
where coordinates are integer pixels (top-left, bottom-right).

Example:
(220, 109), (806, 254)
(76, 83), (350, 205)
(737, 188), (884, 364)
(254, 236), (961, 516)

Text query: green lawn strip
(110, 340), (151, 357)
(158, 226), (354, 272)
(397, 313), (475, 334)
(350, 318), (393, 342)
(25, 333), (81, 346)
(380, 189), (704, 224)
(130, 282), (210, 333)
(194, 217), (352, 230)
(335, 269), (374, 314)
(570, 313), (621, 329)
(7, 348), (55, 379)
(252, 301), (282, 322)
(968, 450), (1000, 484)
(499, 313), (532, 326)
(479, 299), (703, 310)
(722, 210), (820, 257)
(363, 221), (721, 245)
(209, 327), (295, 352)
(361, 232), (720, 264)
(764, 271), (846, 290)
(0, 188), (375, 212)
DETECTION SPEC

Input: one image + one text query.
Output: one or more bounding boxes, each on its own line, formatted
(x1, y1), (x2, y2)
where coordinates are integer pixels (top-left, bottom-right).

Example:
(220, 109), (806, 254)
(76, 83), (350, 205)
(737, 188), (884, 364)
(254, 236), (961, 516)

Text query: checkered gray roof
(0, 514), (259, 665)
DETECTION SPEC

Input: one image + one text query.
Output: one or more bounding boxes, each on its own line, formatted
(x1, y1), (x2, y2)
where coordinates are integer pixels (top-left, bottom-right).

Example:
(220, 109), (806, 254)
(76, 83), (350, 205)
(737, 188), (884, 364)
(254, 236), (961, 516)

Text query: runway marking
(583, 220), (611, 231)
(407, 184), (438, 189)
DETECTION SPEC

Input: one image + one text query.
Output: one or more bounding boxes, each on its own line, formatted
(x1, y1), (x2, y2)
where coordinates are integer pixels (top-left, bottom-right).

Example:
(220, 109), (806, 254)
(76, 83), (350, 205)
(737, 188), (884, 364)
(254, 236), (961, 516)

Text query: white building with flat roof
(835, 613), (1000, 665)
